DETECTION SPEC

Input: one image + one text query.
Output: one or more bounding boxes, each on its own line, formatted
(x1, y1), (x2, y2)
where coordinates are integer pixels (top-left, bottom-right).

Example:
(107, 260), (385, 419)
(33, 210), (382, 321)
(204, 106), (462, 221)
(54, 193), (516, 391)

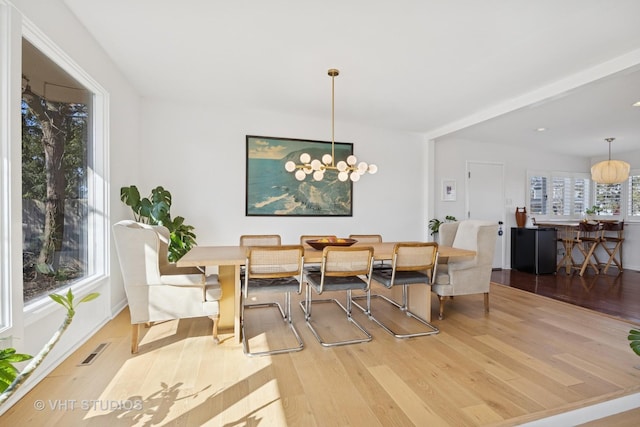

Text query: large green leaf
(629, 329), (640, 357)
(120, 185), (141, 214)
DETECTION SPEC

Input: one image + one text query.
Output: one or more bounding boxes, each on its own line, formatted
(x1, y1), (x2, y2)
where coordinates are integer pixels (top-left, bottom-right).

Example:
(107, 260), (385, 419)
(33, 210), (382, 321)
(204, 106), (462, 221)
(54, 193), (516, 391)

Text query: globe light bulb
(295, 169), (306, 181)
(358, 162), (368, 174)
(313, 170), (324, 181)
(285, 161), (296, 172)
(337, 160), (347, 171)
(322, 154), (332, 165)
(311, 159), (322, 171)
(346, 155), (357, 166)
(368, 164), (378, 174)
(300, 153), (311, 164)
(350, 171), (360, 182)
(338, 171), (349, 182)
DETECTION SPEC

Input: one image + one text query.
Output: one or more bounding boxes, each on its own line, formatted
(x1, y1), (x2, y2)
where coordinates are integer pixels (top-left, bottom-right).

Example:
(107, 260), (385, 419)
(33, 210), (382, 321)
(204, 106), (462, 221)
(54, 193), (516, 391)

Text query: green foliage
(0, 289), (99, 396)
(120, 185), (196, 262)
(628, 329), (640, 357)
(428, 215), (457, 236)
(585, 205), (602, 215)
(0, 348), (33, 393)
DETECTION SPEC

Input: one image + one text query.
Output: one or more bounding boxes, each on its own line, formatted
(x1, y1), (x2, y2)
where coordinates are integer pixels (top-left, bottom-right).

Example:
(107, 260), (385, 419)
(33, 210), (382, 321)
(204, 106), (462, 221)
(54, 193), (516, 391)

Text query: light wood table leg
(391, 285), (432, 322)
(218, 264), (241, 343)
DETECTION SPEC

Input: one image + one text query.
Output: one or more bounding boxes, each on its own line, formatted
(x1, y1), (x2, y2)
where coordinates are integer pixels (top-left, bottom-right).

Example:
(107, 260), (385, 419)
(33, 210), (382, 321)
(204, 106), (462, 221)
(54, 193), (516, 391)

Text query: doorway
(466, 161), (505, 269)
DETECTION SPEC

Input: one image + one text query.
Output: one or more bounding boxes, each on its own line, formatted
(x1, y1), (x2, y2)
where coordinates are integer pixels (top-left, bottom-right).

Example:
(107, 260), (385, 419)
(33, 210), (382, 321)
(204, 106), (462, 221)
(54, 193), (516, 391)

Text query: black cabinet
(510, 227), (557, 274)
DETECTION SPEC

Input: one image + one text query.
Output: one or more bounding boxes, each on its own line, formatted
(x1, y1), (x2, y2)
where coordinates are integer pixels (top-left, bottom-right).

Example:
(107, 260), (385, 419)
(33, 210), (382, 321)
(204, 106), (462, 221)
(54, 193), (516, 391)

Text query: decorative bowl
(306, 238), (357, 250)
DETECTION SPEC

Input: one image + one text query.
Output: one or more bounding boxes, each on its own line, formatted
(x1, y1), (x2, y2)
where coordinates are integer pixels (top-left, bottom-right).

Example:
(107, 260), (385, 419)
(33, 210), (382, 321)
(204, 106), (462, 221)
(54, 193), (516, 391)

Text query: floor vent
(79, 342), (109, 366)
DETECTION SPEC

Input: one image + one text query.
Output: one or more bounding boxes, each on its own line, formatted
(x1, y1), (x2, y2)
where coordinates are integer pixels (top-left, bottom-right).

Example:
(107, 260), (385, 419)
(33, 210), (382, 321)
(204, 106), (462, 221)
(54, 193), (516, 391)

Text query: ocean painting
(246, 135), (353, 216)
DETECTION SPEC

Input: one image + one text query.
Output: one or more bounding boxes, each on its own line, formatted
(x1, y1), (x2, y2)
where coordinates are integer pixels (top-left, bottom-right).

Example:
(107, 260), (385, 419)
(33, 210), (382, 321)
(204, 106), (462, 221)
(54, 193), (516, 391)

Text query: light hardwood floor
(1, 283), (639, 426)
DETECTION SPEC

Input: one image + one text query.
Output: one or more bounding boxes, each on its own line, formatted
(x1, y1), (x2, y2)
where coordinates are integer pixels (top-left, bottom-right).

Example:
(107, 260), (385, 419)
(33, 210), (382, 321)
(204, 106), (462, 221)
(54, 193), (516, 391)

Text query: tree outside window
(21, 39), (90, 303)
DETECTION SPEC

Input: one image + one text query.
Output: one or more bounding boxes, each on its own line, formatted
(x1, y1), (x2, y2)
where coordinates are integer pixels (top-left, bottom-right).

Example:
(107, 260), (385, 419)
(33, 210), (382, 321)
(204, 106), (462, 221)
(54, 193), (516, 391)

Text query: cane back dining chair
(239, 234), (282, 246)
(354, 242), (440, 338)
(349, 234), (390, 270)
(242, 245), (305, 356)
(112, 220), (222, 353)
(348, 234), (382, 243)
(300, 235), (337, 273)
(302, 246), (374, 347)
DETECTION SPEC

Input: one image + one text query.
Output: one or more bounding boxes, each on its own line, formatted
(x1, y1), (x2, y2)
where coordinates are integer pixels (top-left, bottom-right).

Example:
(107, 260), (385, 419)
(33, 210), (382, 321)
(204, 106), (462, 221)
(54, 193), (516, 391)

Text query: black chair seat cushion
(371, 270), (430, 288)
(306, 273), (368, 292)
(247, 277), (300, 294)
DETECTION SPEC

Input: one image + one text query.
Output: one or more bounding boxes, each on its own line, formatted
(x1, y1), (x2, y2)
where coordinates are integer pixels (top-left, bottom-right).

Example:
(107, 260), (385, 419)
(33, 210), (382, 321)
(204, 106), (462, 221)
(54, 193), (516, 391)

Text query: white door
(466, 161), (505, 269)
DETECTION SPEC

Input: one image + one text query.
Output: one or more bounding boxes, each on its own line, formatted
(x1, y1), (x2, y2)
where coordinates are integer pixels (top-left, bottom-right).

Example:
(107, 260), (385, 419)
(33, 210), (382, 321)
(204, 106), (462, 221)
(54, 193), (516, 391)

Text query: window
(594, 183), (622, 215)
(528, 171), (590, 218)
(22, 39), (91, 303)
(529, 175), (547, 215)
(629, 173), (640, 217)
(20, 28), (108, 308)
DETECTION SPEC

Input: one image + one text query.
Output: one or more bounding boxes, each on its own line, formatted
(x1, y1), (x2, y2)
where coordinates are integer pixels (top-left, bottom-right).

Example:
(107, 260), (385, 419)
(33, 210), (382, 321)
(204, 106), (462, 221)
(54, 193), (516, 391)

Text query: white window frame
(526, 170), (591, 221)
(627, 169), (640, 219)
(20, 19), (110, 321)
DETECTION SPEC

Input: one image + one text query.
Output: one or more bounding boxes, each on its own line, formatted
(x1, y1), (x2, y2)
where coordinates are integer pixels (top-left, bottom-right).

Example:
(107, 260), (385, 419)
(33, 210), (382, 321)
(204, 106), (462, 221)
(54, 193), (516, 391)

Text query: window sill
(24, 274), (108, 326)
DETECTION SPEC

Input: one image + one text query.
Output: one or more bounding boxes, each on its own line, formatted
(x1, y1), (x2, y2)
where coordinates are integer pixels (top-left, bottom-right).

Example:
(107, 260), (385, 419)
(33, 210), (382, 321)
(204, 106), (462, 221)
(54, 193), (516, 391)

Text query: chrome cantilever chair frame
(242, 245), (305, 356)
(354, 242), (440, 338)
(301, 246), (374, 347)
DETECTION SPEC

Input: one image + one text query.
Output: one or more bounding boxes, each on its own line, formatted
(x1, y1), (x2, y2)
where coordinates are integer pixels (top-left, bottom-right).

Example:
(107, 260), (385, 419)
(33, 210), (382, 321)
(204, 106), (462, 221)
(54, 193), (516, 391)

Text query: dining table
(177, 241), (476, 343)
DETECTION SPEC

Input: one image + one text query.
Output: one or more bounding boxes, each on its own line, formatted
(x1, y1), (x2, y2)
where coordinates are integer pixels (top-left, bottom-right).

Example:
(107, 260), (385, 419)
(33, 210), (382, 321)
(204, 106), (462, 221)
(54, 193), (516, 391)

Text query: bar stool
(600, 221), (624, 273)
(574, 222), (603, 276)
(556, 225), (578, 275)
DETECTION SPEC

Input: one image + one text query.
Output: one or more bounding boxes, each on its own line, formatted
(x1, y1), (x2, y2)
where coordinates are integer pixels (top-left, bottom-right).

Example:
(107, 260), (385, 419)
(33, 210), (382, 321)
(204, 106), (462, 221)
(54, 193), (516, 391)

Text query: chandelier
(284, 69), (377, 182)
(590, 137), (630, 184)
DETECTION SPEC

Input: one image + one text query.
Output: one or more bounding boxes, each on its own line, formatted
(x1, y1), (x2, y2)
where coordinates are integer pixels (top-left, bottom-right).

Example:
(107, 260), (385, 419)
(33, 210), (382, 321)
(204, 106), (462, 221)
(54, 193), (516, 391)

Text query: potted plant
(120, 185), (196, 262)
(428, 215), (457, 236)
(585, 205), (601, 221)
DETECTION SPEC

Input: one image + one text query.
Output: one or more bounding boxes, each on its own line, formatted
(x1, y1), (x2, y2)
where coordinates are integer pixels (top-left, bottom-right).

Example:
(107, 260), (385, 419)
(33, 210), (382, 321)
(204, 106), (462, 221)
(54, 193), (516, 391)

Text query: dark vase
(515, 207), (527, 228)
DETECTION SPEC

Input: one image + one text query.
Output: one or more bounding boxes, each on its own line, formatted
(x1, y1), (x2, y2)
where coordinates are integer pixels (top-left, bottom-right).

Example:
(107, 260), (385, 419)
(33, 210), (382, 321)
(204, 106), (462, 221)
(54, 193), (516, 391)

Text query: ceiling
(62, 0), (640, 157)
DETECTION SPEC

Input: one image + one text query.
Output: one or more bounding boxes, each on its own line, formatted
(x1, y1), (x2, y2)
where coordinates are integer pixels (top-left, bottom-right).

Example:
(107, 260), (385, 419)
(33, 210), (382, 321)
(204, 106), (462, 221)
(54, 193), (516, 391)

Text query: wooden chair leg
(131, 324), (140, 354)
(438, 295), (447, 320)
(210, 315), (220, 344)
(484, 292), (490, 313)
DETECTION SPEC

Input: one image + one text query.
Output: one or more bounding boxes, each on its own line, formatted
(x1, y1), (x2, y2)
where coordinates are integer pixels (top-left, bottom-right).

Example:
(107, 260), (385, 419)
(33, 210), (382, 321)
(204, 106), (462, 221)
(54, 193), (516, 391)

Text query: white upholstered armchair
(432, 220), (498, 320)
(113, 220), (222, 353)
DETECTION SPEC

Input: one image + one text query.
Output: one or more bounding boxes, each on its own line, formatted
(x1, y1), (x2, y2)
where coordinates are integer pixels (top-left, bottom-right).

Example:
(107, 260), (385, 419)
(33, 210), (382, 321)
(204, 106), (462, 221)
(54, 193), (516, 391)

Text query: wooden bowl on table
(305, 238), (357, 250)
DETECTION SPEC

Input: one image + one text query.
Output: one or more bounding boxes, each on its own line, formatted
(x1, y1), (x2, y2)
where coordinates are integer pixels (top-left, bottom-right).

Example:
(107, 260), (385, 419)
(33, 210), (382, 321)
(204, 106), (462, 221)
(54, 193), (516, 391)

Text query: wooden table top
(177, 241), (476, 267)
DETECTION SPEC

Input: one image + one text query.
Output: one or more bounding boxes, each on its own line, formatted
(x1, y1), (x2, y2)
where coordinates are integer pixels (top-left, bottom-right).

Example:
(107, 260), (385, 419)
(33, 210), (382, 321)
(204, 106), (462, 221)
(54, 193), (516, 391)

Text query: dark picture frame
(246, 135), (354, 216)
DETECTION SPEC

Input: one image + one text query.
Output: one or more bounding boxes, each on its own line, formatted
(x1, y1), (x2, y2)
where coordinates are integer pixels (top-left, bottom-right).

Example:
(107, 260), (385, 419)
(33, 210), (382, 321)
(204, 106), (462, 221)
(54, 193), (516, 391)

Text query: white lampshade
(338, 171), (349, 181)
(300, 153), (311, 164)
(295, 169), (306, 181)
(310, 159), (322, 171)
(368, 164), (378, 174)
(591, 160), (630, 184)
(346, 155), (357, 166)
(284, 161), (296, 172)
(313, 170), (324, 181)
(350, 171), (360, 182)
(336, 160), (347, 171)
(322, 154), (332, 164)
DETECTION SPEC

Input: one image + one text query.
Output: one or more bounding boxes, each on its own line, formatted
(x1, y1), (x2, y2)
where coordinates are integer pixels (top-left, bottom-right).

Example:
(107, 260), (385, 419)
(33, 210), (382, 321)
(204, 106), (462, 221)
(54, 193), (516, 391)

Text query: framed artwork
(246, 135), (354, 216)
(442, 179), (456, 201)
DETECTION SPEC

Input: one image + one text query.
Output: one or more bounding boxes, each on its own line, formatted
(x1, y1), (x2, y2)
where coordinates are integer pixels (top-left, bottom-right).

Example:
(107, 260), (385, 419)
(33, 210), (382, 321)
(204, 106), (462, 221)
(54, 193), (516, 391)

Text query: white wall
(137, 99), (428, 245)
(1, 0), (140, 411)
